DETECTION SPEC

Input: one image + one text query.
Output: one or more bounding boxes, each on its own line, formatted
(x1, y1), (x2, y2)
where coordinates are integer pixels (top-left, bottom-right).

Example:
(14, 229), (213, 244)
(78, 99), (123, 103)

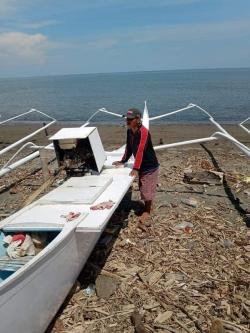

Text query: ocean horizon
(0, 68), (250, 124)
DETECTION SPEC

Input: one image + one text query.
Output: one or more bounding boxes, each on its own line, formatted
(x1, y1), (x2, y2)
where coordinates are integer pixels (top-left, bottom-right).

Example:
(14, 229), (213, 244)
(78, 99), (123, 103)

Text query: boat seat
(0, 256), (34, 272)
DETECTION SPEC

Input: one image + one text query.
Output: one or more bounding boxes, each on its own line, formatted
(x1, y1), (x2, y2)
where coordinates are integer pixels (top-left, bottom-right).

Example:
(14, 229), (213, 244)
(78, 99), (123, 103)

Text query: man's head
(126, 108), (141, 119)
(125, 108), (142, 129)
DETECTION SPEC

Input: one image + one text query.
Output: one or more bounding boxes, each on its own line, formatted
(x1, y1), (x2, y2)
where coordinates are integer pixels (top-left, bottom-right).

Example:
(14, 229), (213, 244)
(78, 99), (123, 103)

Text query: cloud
(84, 19), (250, 49)
(19, 20), (59, 30)
(0, 32), (54, 64)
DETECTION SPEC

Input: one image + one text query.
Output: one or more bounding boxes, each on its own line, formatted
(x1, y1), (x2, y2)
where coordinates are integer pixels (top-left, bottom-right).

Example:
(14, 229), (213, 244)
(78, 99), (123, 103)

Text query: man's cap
(125, 108), (142, 119)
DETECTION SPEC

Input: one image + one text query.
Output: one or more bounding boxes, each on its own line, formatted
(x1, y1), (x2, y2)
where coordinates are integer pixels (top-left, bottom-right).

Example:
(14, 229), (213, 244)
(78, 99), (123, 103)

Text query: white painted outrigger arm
(0, 109), (56, 177)
(151, 103), (250, 158)
(106, 102), (250, 158)
(0, 107), (124, 178)
(0, 142), (54, 178)
(0, 109), (56, 156)
(0, 143), (55, 178)
(1, 102), (249, 178)
(239, 117), (250, 135)
(81, 108), (124, 128)
(0, 151), (40, 178)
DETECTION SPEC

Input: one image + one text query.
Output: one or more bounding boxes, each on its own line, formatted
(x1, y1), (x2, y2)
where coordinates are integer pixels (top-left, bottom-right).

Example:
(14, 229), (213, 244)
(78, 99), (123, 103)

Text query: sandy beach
(0, 122), (249, 148)
(0, 123), (249, 333)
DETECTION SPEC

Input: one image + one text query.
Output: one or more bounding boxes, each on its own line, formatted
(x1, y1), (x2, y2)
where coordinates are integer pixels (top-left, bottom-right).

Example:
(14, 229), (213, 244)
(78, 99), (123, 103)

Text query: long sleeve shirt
(121, 126), (159, 174)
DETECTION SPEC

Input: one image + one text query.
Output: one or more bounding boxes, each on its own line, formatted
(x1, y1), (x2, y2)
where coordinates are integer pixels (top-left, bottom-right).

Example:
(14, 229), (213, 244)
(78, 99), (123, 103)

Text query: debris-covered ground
(0, 124), (249, 333)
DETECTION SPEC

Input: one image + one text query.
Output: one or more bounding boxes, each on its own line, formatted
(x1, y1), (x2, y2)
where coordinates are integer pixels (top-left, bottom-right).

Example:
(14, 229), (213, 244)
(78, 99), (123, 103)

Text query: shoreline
(0, 123), (249, 149)
(1, 66), (250, 80)
(2, 120), (248, 125)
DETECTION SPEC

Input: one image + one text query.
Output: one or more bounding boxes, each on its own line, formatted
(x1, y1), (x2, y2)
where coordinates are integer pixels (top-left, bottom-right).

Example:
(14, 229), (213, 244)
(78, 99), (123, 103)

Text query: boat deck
(0, 155), (133, 233)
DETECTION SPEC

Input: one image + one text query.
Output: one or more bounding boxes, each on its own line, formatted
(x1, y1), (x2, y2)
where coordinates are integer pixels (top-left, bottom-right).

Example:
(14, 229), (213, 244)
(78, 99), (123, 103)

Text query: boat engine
(50, 127), (106, 176)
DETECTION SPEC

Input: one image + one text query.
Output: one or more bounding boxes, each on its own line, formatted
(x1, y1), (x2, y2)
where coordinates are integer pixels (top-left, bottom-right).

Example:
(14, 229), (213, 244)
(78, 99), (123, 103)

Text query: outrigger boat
(0, 103), (249, 333)
(0, 125), (135, 333)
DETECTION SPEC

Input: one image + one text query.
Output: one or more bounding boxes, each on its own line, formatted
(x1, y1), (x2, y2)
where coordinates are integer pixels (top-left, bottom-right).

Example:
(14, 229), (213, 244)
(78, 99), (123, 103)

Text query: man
(113, 108), (159, 225)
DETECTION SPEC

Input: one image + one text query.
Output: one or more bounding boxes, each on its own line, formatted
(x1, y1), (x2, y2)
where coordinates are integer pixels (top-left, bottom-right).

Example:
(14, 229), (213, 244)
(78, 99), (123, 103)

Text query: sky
(0, 0), (250, 77)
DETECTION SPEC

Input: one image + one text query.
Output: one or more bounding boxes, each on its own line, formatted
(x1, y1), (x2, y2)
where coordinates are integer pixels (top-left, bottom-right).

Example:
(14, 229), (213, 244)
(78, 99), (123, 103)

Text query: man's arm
(133, 127), (148, 170)
(112, 130), (132, 166)
(121, 130), (133, 163)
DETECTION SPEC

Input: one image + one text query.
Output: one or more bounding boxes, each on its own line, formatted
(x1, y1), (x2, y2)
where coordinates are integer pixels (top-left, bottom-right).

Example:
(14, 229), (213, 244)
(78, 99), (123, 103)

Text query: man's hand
(112, 161), (124, 167)
(129, 169), (139, 178)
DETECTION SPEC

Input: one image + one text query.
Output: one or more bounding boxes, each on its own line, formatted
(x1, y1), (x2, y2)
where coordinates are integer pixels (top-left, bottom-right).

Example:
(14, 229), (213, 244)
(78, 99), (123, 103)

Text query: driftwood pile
(0, 143), (249, 333)
(50, 148), (249, 333)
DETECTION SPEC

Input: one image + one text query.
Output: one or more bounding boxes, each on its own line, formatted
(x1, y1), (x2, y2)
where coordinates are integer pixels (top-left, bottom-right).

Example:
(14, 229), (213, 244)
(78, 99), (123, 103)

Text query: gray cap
(125, 108), (142, 119)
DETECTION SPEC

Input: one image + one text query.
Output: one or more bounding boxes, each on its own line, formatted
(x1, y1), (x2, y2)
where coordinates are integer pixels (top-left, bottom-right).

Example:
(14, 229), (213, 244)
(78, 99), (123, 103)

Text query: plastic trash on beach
(181, 198), (198, 208)
(174, 222), (194, 234)
(244, 176), (250, 183)
(83, 284), (95, 296)
(56, 179), (65, 186)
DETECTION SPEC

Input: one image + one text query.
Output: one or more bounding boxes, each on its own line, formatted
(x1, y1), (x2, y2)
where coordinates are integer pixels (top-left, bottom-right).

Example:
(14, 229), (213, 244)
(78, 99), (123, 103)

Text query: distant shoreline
(0, 66), (250, 80)
(1, 120), (246, 126)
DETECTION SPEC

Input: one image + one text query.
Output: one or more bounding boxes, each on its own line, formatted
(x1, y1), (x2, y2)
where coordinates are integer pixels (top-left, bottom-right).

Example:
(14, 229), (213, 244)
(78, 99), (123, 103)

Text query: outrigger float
(0, 103), (249, 333)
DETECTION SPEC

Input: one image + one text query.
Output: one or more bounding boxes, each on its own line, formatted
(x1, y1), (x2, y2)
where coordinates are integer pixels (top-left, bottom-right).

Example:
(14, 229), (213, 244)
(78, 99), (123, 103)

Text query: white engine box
(49, 127), (106, 173)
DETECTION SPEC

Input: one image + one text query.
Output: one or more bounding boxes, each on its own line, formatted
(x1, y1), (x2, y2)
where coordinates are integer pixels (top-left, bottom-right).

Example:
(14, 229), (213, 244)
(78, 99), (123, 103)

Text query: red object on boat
(90, 200), (115, 210)
(12, 233), (26, 243)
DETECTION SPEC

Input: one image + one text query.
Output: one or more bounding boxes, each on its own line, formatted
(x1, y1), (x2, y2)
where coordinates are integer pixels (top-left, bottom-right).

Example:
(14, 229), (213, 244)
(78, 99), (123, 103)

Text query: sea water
(0, 68), (249, 124)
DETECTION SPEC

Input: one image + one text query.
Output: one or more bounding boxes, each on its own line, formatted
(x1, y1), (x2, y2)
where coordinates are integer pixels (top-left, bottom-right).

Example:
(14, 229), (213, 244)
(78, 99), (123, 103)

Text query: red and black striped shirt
(121, 126), (159, 173)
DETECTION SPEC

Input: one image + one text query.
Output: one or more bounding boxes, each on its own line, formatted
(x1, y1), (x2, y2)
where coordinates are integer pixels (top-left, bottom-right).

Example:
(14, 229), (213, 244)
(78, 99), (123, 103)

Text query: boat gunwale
(0, 221), (80, 294)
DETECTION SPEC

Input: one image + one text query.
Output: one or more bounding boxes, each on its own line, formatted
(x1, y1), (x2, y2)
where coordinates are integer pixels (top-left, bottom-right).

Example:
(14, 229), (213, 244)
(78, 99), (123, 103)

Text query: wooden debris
(143, 301), (160, 310)
(184, 170), (224, 185)
(1, 130), (249, 333)
(95, 275), (119, 299)
(131, 310), (148, 333)
(154, 311), (173, 324)
(21, 176), (56, 207)
(209, 319), (225, 333)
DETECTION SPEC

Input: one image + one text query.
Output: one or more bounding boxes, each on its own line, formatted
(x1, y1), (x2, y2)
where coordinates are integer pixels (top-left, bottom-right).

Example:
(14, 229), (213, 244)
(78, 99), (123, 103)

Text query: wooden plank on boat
(22, 176), (56, 207)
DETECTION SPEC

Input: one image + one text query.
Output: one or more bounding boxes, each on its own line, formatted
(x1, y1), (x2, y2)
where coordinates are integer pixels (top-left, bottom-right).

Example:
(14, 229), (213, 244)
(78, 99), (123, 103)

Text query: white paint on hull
(0, 224), (100, 333)
(0, 164), (134, 332)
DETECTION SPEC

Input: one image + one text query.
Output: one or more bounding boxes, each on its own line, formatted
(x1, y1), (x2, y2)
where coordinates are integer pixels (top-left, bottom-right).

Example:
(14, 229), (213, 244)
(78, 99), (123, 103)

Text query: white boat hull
(0, 228), (100, 333)
(0, 129), (133, 333)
